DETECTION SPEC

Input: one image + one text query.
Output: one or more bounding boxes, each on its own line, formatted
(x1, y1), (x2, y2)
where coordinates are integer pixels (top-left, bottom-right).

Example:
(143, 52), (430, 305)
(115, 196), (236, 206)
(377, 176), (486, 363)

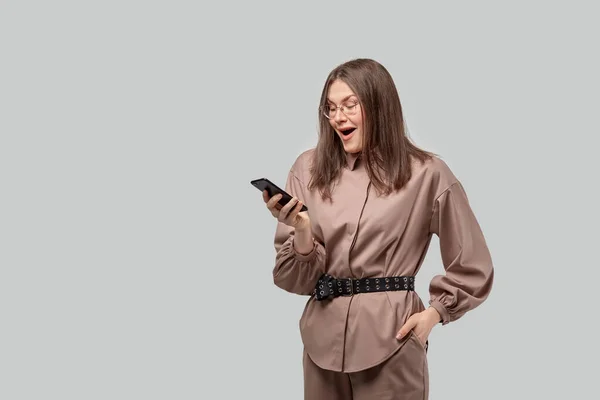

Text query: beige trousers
(303, 331), (429, 400)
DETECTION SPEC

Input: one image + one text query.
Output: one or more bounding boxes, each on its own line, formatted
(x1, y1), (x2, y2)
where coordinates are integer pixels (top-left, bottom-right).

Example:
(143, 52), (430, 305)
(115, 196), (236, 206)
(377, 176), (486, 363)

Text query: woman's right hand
(263, 191), (311, 231)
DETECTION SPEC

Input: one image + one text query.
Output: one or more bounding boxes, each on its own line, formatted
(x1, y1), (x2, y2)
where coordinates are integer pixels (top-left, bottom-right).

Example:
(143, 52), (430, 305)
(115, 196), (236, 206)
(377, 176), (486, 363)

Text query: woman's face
(326, 79), (364, 154)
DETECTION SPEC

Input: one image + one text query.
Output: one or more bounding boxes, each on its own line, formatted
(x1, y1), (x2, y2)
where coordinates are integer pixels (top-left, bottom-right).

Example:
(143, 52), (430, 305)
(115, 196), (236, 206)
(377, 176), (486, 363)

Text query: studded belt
(313, 273), (415, 301)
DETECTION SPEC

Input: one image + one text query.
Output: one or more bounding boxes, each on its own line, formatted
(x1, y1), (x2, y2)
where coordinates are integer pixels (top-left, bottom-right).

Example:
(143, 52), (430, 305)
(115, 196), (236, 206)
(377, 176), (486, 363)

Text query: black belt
(313, 273), (415, 301)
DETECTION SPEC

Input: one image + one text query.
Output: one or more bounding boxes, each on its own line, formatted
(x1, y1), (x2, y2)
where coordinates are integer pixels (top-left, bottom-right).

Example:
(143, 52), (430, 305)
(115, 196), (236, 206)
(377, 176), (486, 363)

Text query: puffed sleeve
(272, 169), (326, 295)
(428, 181), (494, 325)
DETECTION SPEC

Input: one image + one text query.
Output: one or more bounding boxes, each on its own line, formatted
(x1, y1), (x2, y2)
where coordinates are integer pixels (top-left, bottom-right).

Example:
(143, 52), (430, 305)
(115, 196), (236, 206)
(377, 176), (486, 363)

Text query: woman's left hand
(395, 307), (441, 346)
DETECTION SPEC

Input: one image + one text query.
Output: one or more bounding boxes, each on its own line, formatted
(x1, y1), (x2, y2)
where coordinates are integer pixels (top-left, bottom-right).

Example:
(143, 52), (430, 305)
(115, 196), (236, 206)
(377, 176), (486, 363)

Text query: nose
(333, 108), (347, 123)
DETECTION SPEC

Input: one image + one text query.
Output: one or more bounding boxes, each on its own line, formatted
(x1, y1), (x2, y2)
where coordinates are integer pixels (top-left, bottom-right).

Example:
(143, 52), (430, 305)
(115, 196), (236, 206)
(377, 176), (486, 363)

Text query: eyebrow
(326, 94), (357, 104)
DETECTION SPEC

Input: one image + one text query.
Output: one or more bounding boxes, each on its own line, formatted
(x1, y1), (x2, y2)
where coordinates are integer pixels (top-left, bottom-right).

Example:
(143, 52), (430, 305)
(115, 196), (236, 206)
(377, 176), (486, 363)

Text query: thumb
(396, 317), (416, 340)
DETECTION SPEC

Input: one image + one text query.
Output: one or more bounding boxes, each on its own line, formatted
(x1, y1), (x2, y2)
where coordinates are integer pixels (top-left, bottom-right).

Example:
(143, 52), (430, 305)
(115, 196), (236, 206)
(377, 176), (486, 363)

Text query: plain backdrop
(1, 1), (599, 399)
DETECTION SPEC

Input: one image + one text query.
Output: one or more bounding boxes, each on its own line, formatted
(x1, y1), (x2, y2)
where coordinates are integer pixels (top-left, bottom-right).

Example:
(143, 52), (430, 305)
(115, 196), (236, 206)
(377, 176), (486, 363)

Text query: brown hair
(308, 58), (436, 200)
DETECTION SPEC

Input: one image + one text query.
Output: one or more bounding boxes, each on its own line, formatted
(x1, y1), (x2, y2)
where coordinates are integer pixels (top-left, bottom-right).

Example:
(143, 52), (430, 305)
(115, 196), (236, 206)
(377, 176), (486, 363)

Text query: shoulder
(289, 147), (316, 184)
(412, 154), (460, 198)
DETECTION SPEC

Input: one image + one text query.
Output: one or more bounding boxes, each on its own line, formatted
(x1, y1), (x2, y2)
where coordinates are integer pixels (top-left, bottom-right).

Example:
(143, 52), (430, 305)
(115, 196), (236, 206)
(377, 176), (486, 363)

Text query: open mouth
(340, 128), (356, 136)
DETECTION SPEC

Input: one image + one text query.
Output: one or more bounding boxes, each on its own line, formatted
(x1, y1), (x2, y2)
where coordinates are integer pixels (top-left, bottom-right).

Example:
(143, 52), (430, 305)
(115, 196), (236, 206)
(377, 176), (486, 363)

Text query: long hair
(308, 58), (436, 200)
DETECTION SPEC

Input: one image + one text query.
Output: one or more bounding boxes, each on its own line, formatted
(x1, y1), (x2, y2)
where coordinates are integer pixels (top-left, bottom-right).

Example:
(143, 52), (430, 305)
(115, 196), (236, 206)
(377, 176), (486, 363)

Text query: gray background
(1, 0), (599, 399)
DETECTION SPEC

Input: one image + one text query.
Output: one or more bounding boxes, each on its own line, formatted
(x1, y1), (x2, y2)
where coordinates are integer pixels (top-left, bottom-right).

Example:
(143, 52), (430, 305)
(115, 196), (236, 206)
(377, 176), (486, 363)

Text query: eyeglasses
(321, 100), (360, 119)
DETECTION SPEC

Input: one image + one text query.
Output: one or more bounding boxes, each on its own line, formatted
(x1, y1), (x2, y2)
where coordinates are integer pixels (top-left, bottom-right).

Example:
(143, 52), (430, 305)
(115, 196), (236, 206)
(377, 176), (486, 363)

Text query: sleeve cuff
(429, 300), (451, 325)
(291, 238), (318, 262)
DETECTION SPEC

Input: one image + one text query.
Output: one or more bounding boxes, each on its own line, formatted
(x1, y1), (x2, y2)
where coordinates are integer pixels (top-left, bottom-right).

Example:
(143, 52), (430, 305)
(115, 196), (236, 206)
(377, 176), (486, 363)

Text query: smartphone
(251, 178), (308, 212)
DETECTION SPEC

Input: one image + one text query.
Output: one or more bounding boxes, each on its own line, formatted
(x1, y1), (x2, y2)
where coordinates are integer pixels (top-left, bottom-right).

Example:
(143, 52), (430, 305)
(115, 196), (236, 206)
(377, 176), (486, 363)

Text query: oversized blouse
(272, 148), (494, 373)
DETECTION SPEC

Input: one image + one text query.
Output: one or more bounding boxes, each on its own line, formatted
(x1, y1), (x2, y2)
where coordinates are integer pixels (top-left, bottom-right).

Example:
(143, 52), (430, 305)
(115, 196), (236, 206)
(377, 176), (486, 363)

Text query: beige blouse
(272, 148), (494, 373)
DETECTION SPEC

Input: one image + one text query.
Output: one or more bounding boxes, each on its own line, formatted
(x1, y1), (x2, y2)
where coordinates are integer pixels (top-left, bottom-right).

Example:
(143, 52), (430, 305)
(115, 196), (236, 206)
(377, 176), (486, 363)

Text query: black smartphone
(251, 178), (308, 212)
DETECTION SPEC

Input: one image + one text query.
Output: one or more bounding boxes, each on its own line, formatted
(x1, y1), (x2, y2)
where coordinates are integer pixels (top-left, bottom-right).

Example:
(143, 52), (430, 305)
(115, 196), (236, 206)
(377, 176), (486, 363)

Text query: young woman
(262, 58), (494, 399)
